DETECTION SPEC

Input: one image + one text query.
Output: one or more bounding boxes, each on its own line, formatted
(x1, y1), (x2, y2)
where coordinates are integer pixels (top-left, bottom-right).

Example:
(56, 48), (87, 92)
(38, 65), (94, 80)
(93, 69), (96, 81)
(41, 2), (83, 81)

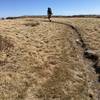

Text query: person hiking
(47, 7), (52, 22)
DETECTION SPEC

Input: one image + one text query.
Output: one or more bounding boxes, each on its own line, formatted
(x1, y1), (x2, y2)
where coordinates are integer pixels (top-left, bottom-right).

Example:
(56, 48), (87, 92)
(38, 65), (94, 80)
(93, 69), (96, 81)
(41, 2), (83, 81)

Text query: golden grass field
(0, 17), (100, 100)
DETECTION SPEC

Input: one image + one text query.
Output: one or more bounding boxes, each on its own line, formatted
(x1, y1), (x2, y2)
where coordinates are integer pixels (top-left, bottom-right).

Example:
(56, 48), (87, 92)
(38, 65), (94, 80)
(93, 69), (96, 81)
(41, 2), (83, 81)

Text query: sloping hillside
(0, 18), (99, 100)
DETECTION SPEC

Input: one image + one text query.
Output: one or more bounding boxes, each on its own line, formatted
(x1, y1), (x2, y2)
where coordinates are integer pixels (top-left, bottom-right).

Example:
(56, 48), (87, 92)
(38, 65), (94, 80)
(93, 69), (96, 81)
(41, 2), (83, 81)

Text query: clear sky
(0, 0), (100, 17)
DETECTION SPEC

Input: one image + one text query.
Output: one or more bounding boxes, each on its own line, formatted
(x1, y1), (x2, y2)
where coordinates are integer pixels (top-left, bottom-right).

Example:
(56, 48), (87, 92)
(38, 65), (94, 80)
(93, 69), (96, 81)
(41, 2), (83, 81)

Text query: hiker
(47, 7), (52, 22)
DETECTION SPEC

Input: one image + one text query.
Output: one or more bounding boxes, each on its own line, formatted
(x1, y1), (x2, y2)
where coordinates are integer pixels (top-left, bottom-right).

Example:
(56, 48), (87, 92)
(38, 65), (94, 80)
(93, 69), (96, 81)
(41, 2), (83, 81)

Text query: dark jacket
(47, 8), (52, 15)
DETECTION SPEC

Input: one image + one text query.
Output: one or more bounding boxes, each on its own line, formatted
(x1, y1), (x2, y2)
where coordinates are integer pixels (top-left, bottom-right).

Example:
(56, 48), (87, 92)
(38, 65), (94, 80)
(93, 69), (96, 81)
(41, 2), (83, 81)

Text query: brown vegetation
(0, 17), (100, 100)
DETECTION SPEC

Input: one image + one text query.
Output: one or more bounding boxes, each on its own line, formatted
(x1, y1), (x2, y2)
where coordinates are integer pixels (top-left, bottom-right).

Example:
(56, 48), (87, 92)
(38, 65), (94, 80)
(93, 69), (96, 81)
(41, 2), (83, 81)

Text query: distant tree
(1, 17), (4, 20)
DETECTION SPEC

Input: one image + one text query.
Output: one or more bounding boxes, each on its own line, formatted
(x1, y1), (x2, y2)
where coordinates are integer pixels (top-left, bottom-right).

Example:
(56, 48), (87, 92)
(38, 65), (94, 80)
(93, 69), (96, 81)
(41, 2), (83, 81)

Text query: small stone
(76, 39), (81, 45)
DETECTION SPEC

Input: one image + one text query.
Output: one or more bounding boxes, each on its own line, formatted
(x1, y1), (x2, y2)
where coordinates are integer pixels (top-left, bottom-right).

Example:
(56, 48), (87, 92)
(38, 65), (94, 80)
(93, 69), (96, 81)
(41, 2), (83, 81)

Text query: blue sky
(0, 0), (100, 17)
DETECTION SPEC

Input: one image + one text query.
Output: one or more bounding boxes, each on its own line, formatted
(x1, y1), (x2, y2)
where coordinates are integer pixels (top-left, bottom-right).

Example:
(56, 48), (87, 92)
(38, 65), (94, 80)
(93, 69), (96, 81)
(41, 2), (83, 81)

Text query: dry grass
(23, 21), (39, 27)
(0, 18), (99, 100)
